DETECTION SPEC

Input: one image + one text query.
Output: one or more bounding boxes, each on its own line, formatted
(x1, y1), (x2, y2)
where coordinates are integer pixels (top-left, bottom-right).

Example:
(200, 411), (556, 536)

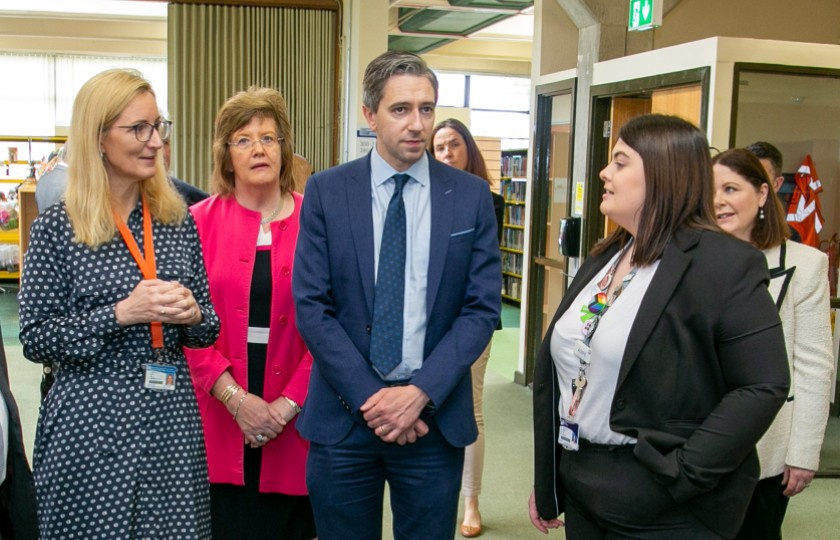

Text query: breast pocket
(75, 283), (129, 312)
(449, 228), (475, 244)
(158, 255), (194, 285)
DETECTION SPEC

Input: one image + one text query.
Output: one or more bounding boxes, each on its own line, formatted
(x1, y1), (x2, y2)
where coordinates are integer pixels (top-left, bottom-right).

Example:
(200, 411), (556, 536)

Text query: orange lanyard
(113, 193), (164, 350)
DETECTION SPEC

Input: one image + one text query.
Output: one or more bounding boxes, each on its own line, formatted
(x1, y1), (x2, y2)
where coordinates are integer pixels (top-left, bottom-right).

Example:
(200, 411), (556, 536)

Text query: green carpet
(4, 293), (840, 538)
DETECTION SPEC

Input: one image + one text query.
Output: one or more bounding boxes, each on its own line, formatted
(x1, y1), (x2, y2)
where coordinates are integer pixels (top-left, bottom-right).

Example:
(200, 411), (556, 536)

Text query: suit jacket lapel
(347, 155), (376, 314)
(426, 159), (453, 315)
(616, 228), (699, 389)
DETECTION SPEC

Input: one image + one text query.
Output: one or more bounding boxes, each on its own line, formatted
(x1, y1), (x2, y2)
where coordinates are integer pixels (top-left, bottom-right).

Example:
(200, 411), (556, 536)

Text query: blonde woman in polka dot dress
(19, 69), (220, 539)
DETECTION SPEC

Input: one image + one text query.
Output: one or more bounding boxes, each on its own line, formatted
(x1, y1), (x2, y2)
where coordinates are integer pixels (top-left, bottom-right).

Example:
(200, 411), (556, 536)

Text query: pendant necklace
(260, 196), (284, 225)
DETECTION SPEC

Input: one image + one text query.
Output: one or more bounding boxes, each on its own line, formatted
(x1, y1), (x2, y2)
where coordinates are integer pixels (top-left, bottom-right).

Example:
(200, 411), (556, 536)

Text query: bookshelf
(499, 148), (527, 303)
(0, 135), (67, 279)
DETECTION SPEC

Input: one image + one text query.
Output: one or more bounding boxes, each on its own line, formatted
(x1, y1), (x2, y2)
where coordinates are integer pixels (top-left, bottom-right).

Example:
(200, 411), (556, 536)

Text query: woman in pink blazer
(185, 87), (314, 539)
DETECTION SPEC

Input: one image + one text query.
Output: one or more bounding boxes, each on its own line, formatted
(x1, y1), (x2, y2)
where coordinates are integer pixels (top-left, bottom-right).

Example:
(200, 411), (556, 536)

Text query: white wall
(736, 102), (840, 242)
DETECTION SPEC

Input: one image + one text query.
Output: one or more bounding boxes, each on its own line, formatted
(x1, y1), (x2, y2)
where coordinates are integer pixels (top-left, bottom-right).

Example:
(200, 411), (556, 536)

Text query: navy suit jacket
(293, 153), (501, 448)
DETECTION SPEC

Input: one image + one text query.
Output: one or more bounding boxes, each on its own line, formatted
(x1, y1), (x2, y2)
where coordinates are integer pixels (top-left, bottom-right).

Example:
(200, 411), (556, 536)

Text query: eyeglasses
(117, 120), (173, 142)
(227, 135), (283, 151)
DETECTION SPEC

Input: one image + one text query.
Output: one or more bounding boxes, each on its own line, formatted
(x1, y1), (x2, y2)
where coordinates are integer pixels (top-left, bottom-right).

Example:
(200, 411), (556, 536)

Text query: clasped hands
(115, 279), (202, 327)
(233, 393), (298, 449)
(360, 385), (430, 446)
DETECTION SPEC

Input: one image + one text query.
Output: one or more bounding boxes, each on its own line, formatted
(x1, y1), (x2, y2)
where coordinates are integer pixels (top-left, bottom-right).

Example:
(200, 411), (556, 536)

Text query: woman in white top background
(712, 148), (834, 540)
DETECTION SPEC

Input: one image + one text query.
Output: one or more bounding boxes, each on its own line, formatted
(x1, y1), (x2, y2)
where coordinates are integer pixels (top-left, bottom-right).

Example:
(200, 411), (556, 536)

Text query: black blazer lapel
(346, 155), (376, 315)
(616, 229), (699, 389)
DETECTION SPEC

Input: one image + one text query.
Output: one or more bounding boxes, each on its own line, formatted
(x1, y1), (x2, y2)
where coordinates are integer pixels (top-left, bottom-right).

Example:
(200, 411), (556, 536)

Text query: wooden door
(604, 97), (652, 236)
(651, 84), (702, 126)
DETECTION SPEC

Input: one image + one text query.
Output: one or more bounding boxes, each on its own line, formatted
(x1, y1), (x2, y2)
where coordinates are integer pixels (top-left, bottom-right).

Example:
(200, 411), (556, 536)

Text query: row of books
(501, 154), (526, 177)
(502, 251), (523, 276)
(504, 205), (525, 226)
(502, 275), (522, 300)
(500, 179), (526, 202)
(502, 228), (524, 251)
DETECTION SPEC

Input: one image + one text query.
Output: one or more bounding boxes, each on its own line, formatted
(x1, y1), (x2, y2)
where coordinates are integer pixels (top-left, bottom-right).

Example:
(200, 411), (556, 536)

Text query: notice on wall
(553, 177), (567, 204)
(574, 180), (585, 216)
(356, 128), (376, 158)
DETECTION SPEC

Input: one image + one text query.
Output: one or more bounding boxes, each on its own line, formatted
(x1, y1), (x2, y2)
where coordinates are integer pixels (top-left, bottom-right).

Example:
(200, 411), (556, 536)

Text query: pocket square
(450, 228), (475, 238)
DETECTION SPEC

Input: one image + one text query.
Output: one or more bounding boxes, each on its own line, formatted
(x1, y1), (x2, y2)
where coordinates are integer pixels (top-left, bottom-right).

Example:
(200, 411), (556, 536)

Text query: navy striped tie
(370, 173), (410, 376)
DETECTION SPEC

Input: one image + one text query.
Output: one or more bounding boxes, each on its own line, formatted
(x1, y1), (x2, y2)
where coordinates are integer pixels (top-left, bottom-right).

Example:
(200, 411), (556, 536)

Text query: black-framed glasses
(227, 135), (283, 151)
(117, 120), (172, 142)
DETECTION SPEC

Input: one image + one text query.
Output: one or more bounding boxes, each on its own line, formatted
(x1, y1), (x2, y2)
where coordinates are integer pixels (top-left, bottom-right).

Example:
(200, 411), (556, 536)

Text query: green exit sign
(628, 0), (662, 31)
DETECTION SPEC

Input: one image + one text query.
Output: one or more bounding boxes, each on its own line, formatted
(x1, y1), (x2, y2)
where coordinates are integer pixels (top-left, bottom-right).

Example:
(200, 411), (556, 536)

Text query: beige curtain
(167, 2), (338, 192)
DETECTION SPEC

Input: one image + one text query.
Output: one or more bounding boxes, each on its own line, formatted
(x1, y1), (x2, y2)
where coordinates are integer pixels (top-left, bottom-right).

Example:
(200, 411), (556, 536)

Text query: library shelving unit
(0, 135), (67, 280)
(499, 148), (527, 303)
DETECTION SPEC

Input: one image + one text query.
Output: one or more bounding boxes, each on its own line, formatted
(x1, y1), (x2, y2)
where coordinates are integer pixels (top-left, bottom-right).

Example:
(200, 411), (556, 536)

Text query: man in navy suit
(293, 51), (501, 539)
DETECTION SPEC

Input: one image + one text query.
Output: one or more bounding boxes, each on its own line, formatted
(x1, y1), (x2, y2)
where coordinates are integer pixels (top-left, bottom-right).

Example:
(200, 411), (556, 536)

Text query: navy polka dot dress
(19, 200), (221, 539)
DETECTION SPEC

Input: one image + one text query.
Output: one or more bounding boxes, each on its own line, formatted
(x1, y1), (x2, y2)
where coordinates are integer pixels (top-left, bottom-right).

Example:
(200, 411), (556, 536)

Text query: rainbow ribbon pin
(580, 291), (608, 322)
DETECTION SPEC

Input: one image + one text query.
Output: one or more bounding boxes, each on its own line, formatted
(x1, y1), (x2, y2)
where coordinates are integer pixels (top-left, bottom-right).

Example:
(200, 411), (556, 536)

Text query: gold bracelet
(282, 395), (301, 414)
(233, 392), (249, 420)
(219, 384), (240, 404)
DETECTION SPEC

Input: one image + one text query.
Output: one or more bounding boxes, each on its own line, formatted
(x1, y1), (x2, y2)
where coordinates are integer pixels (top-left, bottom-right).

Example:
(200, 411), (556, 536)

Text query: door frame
(521, 78), (577, 386)
(583, 67), (712, 256)
(729, 62), (840, 149)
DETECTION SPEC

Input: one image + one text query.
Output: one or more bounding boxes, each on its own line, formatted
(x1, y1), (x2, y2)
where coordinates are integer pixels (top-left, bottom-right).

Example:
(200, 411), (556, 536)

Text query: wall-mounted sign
(628, 0), (662, 31)
(356, 127), (376, 158)
(574, 180), (585, 216)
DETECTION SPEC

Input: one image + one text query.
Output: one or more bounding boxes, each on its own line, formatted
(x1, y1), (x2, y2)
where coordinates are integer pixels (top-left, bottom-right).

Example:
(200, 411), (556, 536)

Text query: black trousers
(560, 441), (723, 540)
(734, 474), (789, 540)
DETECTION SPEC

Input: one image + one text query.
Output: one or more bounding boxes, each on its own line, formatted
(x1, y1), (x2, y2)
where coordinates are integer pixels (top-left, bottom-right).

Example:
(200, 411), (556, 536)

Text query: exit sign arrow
(629, 0), (662, 31)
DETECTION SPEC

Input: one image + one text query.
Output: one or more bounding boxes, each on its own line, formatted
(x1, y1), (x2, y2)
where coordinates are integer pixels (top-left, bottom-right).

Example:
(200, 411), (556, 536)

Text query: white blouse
(550, 251), (660, 445)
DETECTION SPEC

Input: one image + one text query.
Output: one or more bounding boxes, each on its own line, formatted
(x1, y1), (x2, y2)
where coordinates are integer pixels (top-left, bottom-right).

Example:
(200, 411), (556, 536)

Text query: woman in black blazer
(529, 115), (790, 539)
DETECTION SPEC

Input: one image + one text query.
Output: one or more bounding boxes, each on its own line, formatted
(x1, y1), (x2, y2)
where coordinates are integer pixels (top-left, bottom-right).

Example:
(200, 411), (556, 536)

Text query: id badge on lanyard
(144, 363), (176, 391)
(114, 194), (174, 392)
(558, 417), (580, 451)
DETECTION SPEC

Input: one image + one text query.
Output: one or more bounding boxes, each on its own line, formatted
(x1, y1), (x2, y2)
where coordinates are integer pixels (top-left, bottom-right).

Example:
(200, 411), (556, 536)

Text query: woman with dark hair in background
(713, 148), (834, 540)
(529, 114), (789, 539)
(20, 68), (219, 539)
(430, 118), (503, 538)
(186, 87), (315, 539)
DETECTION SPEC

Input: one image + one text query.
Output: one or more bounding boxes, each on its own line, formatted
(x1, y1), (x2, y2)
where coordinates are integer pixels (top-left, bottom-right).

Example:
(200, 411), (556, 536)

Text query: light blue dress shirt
(370, 148), (431, 381)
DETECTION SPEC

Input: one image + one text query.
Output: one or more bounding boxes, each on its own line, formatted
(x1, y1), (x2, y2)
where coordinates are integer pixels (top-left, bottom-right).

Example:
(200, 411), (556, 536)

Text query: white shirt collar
(370, 146), (429, 188)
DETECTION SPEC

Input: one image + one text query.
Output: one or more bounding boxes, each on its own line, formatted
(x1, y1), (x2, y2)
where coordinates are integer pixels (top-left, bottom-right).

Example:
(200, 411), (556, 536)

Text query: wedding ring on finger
(378, 425), (388, 435)
(160, 307), (165, 316)
(255, 434), (267, 443)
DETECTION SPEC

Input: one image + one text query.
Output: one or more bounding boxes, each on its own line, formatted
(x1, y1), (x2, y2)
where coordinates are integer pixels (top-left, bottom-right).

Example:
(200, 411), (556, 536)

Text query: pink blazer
(186, 192), (311, 495)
